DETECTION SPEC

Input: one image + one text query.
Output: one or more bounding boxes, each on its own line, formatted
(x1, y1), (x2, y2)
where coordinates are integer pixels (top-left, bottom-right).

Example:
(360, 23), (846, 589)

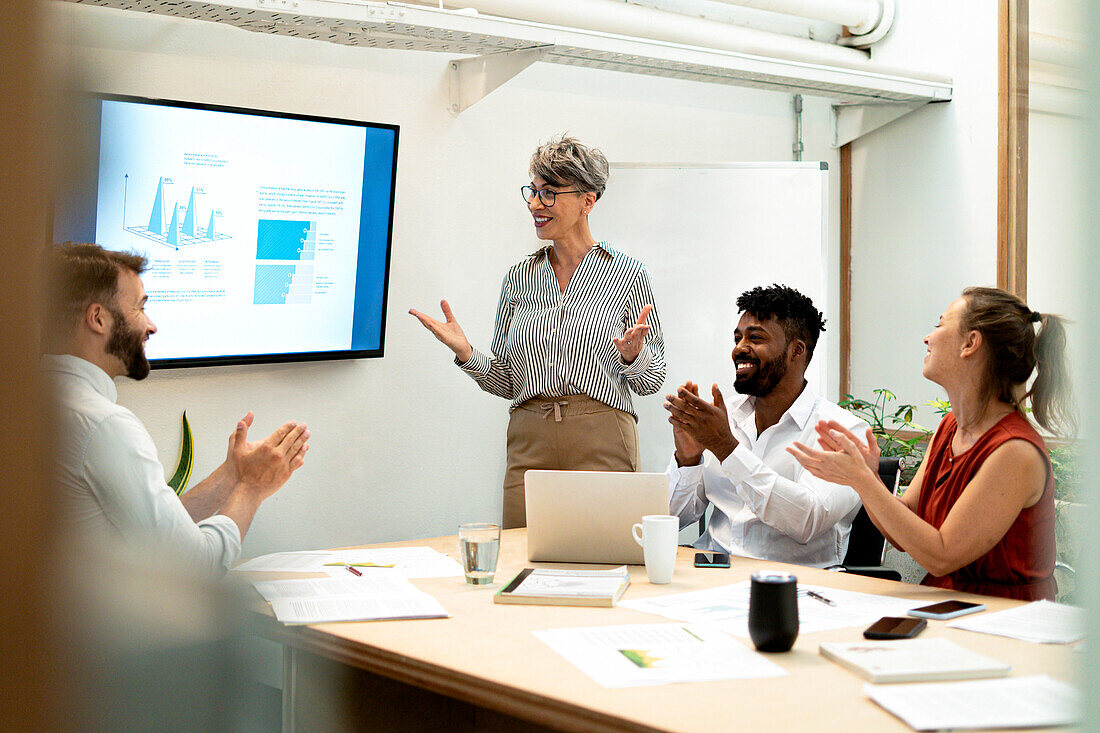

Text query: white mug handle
(632, 522), (644, 547)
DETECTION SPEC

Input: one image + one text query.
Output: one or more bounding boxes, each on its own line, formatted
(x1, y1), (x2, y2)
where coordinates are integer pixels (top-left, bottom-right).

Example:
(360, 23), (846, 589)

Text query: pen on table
(346, 565), (363, 577)
(806, 590), (836, 606)
(681, 627), (704, 642)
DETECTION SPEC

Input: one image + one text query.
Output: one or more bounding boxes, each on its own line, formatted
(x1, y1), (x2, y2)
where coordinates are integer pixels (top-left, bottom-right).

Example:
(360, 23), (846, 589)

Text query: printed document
(234, 546), (465, 578)
(533, 623), (786, 688)
(865, 675), (1080, 730)
(252, 575), (449, 624)
(619, 581), (918, 637)
(232, 552), (331, 572)
(947, 600), (1084, 644)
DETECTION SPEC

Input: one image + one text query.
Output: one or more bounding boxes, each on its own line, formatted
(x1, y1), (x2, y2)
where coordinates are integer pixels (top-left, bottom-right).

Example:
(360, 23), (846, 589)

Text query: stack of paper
(619, 581), (918, 637)
(865, 675), (1079, 730)
(947, 600), (1084, 644)
(233, 546), (465, 579)
(253, 575), (449, 625)
(820, 638), (1010, 683)
(533, 623), (787, 688)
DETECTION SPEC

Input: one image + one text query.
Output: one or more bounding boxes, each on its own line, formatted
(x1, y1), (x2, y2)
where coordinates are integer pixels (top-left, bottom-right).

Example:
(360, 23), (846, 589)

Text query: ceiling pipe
(703, 0), (882, 35)
(431, 0), (881, 69)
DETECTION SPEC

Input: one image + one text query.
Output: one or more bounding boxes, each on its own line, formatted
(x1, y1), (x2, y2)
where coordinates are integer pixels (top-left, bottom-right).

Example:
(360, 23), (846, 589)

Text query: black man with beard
(664, 284), (871, 568)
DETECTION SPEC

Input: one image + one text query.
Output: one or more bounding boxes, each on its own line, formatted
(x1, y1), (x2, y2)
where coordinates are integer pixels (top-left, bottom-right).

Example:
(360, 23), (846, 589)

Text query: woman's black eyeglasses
(521, 185), (585, 207)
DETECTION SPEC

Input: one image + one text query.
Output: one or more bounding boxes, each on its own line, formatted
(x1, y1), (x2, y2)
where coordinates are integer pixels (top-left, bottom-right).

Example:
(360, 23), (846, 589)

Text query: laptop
(525, 470), (671, 564)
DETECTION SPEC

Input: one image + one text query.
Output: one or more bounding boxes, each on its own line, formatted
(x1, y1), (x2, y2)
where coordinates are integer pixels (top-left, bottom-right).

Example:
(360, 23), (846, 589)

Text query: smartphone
(694, 552), (731, 568)
(863, 616), (927, 639)
(906, 600), (986, 620)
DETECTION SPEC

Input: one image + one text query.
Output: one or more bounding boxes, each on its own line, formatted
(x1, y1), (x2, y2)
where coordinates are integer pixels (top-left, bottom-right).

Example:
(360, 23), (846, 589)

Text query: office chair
(693, 457), (905, 582)
(827, 456), (902, 580)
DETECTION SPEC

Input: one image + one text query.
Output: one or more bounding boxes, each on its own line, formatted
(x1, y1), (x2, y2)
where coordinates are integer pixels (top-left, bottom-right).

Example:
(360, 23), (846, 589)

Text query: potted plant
(1049, 444), (1082, 603)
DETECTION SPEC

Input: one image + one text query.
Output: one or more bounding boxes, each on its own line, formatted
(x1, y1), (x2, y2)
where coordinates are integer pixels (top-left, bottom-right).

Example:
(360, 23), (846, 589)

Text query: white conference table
(245, 529), (1077, 733)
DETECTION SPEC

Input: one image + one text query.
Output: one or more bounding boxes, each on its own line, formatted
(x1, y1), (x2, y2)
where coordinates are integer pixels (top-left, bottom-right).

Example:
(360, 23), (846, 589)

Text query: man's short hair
(45, 242), (147, 341)
(736, 284), (826, 363)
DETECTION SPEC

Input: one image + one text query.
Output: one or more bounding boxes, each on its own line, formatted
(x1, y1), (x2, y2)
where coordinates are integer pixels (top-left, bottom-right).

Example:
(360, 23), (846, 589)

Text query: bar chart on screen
(253, 219), (318, 305)
(122, 174), (231, 250)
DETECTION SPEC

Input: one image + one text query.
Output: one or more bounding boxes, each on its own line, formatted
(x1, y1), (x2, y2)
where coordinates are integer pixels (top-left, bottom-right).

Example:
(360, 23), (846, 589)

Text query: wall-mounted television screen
(53, 94), (398, 368)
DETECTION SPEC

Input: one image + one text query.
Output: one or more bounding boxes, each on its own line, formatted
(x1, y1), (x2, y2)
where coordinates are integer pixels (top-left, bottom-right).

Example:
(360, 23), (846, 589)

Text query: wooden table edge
(253, 613), (666, 733)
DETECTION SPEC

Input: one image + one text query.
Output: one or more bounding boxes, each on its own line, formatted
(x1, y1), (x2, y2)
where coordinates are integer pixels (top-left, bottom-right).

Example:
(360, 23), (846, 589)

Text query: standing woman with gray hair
(412, 135), (666, 528)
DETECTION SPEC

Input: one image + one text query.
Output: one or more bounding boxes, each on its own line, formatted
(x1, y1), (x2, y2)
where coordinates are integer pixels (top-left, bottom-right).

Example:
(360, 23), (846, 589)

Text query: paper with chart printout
(233, 546), (465, 578)
(532, 623), (786, 688)
(947, 600), (1084, 644)
(618, 581), (919, 637)
(252, 575), (449, 624)
(864, 675), (1080, 730)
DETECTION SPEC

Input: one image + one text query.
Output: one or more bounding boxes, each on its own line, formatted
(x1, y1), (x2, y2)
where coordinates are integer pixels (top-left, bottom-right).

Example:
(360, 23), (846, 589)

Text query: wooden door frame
(0, 2), (59, 730)
(998, 0), (1029, 297)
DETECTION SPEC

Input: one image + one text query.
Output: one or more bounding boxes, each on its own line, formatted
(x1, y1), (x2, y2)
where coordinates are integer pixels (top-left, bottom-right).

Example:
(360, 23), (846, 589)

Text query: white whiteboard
(597, 163), (829, 472)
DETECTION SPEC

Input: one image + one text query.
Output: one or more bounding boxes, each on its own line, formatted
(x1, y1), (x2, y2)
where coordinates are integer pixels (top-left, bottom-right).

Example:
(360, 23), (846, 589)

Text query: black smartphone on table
(863, 616), (927, 639)
(694, 552), (731, 568)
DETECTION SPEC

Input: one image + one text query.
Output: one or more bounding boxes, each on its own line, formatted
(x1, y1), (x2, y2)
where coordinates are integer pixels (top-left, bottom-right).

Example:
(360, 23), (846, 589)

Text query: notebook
(494, 566), (631, 607)
(525, 470), (670, 564)
(819, 638), (1011, 683)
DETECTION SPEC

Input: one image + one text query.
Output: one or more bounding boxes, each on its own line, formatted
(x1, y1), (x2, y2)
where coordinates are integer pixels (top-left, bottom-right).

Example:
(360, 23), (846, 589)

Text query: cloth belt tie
(540, 400), (570, 422)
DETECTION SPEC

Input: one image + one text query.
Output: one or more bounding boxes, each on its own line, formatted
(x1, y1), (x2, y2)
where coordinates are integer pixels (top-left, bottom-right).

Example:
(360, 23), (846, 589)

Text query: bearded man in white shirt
(45, 243), (310, 573)
(664, 284), (870, 568)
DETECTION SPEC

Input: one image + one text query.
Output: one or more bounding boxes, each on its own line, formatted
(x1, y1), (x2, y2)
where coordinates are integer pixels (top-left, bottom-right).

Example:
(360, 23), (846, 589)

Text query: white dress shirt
(46, 354), (241, 573)
(666, 384), (870, 568)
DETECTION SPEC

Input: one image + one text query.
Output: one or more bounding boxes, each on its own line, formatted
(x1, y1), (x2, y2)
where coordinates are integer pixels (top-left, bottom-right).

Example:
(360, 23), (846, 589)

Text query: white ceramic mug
(631, 514), (679, 584)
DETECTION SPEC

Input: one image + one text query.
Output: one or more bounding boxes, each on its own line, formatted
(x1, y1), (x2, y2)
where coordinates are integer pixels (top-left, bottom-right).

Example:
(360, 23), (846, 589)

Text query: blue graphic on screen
(349, 127), (395, 352)
(254, 220), (317, 305)
(56, 95), (398, 365)
(128, 176), (230, 250)
(254, 264), (317, 305)
(256, 219), (314, 261)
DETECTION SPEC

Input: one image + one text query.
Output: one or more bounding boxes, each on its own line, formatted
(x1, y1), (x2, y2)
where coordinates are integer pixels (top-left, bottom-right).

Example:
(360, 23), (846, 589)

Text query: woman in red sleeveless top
(789, 287), (1073, 601)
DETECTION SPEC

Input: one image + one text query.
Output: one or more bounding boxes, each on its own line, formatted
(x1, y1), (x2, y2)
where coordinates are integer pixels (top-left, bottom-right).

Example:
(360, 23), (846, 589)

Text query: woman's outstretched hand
(814, 421), (880, 474)
(409, 300), (474, 362)
(787, 422), (878, 490)
(613, 304), (653, 364)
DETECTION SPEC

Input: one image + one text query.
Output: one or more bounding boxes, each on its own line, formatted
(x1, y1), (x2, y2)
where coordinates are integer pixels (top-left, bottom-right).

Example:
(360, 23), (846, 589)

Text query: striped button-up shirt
(458, 241), (666, 418)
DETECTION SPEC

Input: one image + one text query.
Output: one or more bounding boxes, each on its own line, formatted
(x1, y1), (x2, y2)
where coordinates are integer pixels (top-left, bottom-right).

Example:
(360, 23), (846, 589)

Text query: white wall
(1028, 110), (1086, 333)
(1029, 0), (1088, 355)
(847, 0), (1088, 428)
(51, 2), (841, 556)
(848, 1), (1000, 426)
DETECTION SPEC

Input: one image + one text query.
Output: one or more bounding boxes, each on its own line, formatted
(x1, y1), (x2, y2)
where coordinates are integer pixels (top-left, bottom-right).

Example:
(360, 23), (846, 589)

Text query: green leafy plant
(838, 389), (935, 485)
(1048, 445), (1082, 505)
(1049, 444), (1083, 602)
(167, 411), (194, 495)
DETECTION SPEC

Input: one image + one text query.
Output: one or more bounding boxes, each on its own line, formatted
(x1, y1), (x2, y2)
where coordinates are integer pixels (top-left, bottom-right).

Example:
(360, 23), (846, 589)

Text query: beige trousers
(502, 394), (639, 529)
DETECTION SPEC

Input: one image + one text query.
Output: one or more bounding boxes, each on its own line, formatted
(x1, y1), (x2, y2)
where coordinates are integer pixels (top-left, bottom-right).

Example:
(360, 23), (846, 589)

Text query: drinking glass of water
(459, 522), (500, 585)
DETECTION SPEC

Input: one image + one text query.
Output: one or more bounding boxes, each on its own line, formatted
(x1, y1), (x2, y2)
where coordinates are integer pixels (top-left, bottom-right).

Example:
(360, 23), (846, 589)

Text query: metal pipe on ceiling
(434, 0), (878, 69)
(703, 0), (882, 35)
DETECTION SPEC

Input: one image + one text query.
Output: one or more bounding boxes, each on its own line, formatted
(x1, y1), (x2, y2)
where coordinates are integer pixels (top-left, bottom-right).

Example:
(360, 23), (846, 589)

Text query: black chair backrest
(842, 457), (902, 566)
